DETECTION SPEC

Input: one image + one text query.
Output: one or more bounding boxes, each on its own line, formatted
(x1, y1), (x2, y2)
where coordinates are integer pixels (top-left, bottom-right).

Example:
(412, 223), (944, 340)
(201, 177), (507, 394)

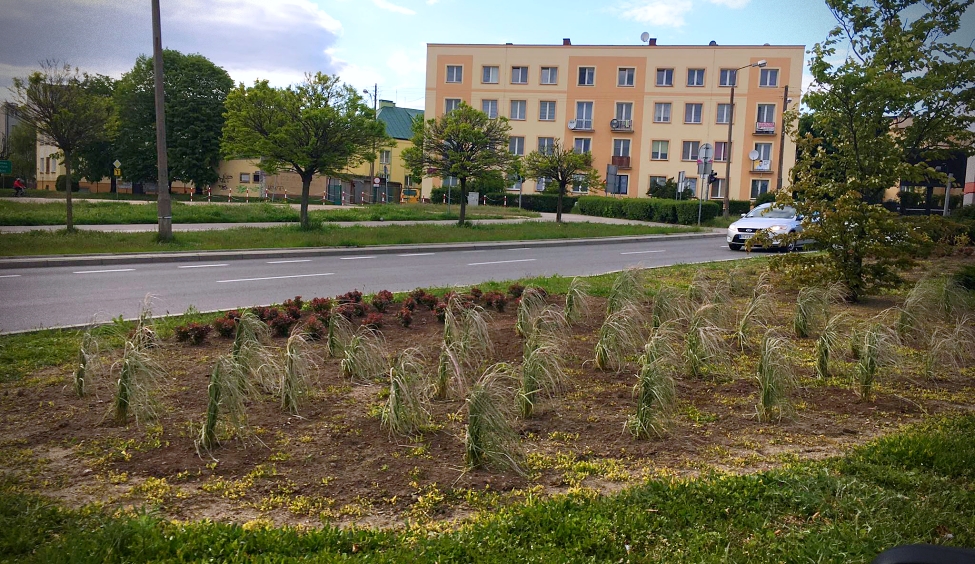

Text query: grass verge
(0, 222), (698, 256)
(1, 415), (972, 562)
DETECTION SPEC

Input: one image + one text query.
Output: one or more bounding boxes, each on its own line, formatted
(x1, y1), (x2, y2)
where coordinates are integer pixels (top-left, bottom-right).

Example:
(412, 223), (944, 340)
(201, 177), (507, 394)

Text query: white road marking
(73, 269), (135, 274)
(339, 256), (376, 260)
(507, 247), (531, 251)
(397, 253), (435, 257)
(0, 274), (21, 278)
(619, 250), (666, 255)
(468, 258), (537, 266)
(267, 259), (311, 264)
(216, 273), (334, 283)
(177, 264), (228, 269)
(462, 250), (486, 253)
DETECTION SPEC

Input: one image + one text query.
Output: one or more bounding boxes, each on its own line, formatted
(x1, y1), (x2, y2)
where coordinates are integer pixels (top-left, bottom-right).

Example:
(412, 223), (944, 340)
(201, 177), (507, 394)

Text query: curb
(0, 232), (725, 269)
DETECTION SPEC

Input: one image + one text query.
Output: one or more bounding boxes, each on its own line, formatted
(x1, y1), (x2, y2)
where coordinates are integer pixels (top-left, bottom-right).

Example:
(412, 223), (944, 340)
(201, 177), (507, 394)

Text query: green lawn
(2, 414), (971, 562)
(0, 200), (537, 226)
(0, 222), (697, 257)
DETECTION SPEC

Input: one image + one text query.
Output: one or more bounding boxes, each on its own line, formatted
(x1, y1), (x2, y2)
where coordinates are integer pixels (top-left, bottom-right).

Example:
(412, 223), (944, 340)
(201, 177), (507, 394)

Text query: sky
(1, 0), (973, 110)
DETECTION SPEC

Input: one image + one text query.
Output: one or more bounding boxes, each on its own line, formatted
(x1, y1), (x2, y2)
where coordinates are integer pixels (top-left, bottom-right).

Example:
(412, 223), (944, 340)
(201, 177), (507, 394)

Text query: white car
(727, 203), (805, 251)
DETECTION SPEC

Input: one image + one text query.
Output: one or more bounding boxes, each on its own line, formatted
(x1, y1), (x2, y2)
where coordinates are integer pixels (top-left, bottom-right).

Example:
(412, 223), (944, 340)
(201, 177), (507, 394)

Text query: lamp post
(776, 87), (791, 192)
(362, 84), (378, 202)
(723, 60), (766, 218)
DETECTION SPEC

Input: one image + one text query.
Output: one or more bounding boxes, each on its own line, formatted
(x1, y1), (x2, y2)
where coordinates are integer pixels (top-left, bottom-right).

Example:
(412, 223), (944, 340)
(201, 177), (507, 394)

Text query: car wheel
(729, 243), (743, 251)
(782, 232), (796, 252)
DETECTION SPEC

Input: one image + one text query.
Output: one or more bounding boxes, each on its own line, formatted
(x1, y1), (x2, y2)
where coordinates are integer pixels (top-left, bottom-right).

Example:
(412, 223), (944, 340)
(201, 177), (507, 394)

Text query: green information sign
(0, 160), (11, 174)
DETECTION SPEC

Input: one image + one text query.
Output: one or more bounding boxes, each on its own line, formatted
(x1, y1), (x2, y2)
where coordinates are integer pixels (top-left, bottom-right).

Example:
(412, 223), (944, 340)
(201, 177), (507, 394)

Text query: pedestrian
(12, 177), (27, 197)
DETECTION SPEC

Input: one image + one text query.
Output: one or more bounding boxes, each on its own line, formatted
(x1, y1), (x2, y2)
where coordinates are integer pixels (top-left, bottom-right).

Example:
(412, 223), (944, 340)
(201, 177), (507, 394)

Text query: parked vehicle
(727, 202), (807, 251)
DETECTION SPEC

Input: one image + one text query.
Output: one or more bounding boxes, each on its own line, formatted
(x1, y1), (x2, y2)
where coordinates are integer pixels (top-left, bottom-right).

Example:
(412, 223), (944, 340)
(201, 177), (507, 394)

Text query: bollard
(443, 194), (447, 204)
(228, 190), (232, 203)
(246, 187), (249, 203)
(504, 195), (508, 207)
(189, 187), (193, 202)
(207, 187), (211, 203)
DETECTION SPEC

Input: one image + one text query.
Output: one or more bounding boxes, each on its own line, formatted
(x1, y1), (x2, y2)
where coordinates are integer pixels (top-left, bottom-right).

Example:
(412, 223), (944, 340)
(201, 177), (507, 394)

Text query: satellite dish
(640, 32), (650, 43)
(748, 150), (760, 161)
(568, 119), (577, 129)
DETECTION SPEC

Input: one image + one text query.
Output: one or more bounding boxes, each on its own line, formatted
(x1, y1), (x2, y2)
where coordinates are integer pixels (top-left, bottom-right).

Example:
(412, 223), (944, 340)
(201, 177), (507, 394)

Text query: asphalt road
(0, 235), (745, 333)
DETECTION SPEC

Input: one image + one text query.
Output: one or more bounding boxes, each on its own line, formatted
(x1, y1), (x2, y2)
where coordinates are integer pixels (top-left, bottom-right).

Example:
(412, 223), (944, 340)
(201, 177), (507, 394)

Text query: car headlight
(768, 225), (789, 232)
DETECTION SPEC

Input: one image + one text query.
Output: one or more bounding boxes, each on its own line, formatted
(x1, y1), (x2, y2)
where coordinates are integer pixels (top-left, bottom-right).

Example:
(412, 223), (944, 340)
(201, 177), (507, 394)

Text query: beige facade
(424, 40), (803, 201)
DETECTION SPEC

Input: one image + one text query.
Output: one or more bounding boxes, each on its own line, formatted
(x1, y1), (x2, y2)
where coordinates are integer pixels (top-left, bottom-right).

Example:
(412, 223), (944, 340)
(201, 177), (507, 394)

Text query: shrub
(396, 308), (413, 327)
(174, 322), (212, 345)
(729, 199), (752, 217)
(286, 306), (302, 320)
(753, 191), (777, 206)
(251, 306), (280, 322)
(212, 316), (238, 338)
(434, 301), (448, 323)
(402, 296), (417, 312)
(469, 287), (483, 302)
(337, 289), (363, 304)
(282, 296), (304, 310)
(493, 193), (575, 213)
(270, 314), (297, 337)
(362, 313), (384, 330)
(675, 200), (720, 224)
(333, 303), (355, 320)
(371, 290), (395, 313)
(55, 174), (81, 192)
(309, 297), (333, 315)
(507, 283), (525, 298)
(484, 291), (508, 312)
(410, 289), (438, 310)
(303, 315), (327, 341)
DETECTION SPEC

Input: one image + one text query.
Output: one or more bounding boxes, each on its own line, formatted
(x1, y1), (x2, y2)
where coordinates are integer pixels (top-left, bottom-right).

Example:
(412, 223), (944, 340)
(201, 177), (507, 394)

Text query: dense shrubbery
(174, 322), (211, 345)
(576, 196), (720, 225)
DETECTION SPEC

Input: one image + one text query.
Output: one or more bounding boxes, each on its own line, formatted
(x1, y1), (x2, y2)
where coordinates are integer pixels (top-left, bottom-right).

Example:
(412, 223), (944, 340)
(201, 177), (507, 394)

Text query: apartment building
(423, 39), (803, 201)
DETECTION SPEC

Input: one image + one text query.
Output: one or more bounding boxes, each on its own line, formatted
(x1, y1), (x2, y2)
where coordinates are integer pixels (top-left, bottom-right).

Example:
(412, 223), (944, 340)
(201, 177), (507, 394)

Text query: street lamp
(723, 60), (766, 217)
(363, 85), (378, 203)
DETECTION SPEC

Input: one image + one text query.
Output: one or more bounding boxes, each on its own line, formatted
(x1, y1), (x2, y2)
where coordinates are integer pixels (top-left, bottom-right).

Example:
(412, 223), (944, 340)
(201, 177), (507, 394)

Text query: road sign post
(0, 160), (12, 174)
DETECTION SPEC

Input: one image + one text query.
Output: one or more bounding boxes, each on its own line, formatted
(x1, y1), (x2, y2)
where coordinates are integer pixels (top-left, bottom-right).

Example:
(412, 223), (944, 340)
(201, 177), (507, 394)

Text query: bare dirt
(1, 258), (973, 530)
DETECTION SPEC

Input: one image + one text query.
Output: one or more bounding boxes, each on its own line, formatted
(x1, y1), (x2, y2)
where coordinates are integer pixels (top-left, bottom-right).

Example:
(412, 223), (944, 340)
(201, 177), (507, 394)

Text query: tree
(11, 62), (112, 230)
(402, 103), (515, 225)
(114, 50), (232, 192)
(784, 0), (975, 302)
(523, 139), (600, 223)
(646, 176), (694, 200)
(223, 73), (386, 229)
(8, 122), (37, 181)
(75, 74), (117, 189)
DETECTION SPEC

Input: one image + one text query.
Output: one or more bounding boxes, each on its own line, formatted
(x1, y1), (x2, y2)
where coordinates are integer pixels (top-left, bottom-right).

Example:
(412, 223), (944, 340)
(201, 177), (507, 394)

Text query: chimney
(648, 37), (657, 46)
(379, 99), (394, 108)
(563, 38), (571, 46)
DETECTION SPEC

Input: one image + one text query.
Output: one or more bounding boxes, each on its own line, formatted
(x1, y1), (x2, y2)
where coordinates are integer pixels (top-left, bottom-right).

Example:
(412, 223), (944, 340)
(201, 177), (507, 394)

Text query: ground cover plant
(0, 221), (696, 256)
(0, 255), (973, 560)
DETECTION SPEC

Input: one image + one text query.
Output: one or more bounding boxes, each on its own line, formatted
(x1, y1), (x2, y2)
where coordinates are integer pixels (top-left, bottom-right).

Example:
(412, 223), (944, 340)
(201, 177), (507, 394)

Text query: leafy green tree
(223, 73), (386, 229)
(646, 177), (694, 200)
(783, 0), (975, 302)
(114, 50), (232, 192)
(523, 139), (600, 223)
(8, 122), (37, 181)
(12, 62), (112, 230)
(74, 74), (117, 189)
(402, 103), (515, 225)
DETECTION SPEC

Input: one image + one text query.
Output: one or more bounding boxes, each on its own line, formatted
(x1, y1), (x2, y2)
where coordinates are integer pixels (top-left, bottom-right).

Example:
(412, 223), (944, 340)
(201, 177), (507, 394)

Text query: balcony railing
(610, 118), (633, 132)
(611, 155), (631, 169)
(568, 118), (593, 131)
(755, 121), (776, 134)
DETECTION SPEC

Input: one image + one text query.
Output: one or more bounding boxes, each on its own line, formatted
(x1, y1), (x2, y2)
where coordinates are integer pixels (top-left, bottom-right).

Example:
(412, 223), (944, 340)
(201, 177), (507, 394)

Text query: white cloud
(372, 0), (416, 15)
(386, 49), (426, 78)
(705, 0), (750, 8)
(426, 0), (440, 4)
(618, 0), (693, 27)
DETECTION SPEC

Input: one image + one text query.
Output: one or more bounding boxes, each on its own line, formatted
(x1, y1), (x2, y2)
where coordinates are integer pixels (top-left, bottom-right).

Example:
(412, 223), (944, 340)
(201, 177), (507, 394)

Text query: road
(0, 235), (745, 333)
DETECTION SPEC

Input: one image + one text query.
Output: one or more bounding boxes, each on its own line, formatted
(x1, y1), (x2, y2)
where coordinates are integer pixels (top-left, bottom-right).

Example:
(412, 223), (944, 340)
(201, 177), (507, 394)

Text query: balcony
(610, 118), (633, 132)
(568, 118), (593, 131)
(752, 159), (772, 173)
(755, 121), (776, 135)
(611, 155), (631, 169)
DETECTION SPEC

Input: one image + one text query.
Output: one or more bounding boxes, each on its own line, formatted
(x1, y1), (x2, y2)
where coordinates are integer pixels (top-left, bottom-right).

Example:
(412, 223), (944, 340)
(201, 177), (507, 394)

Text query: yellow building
(423, 38), (803, 201)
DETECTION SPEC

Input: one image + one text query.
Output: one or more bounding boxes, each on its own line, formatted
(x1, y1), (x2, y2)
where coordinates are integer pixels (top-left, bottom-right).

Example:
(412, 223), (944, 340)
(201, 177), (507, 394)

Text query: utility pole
(151, 0), (172, 241)
(776, 85), (789, 192)
(367, 83), (377, 201)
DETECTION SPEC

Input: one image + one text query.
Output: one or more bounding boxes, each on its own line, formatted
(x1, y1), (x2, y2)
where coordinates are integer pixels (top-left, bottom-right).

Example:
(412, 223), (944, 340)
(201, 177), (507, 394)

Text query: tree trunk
(299, 173), (312, 229)
(458, 177), (467, 226)
(64, 151), (73, 231)
(556, 181), (566, 223)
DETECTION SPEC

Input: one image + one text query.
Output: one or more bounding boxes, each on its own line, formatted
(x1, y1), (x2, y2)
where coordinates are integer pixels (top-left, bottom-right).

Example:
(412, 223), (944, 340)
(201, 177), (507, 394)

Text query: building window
(685, 177), (698, 195)
(613, 139), (631, 157)
(540, 66), (558, 84)
(751, 179), (770, 199)
(578, 66), (595, 86)
(574, 101), (593, 129)
(656, 68), (673, 86)
(760, 68), (778, 87)
(404, 175), (413, 187)
(651, 140), (669, 160)
(649, 176), (667, 190)
(574, 138), (591, 154)
(571, 174), (589, 193)
(511, 66), (528, 84)
(682, 141), (700, 161)
(538, 137), (555, 155)
(253, 171), (262, 182)
(710, 178), (725, 199)
(716, 103), (732, 124)
(509, 136), (525, 155)
(654, 102), (671, 123)
(615, 102), (633, 122)
(687, 68), (705, 86)
(755, 142), (772, 161)
(719, 68), (737, 87)
(482, 66), (499, 84)
(443, 176), (459, 187)
(684, 103), (703, 124)
(609, 174), (629, 195)
(618, 67), (635, 87)
(510, 100), (526, 120)
(482, 99), (498, 119)
(445, 98), (461, 113)
(536, 177), (550, 192)
(539, 100), (556, 121)
(714, 141), (730, 162)
(757, 104), (776, 123)
(379, 150), (391, 165)
(239, 173), (250, 183)
(446, 65), (463, 83)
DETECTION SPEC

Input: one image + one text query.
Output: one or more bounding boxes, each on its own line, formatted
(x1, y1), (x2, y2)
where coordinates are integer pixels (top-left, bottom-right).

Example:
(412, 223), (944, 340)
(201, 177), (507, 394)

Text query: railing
(752, 159), (772, 172)
(569, 118), (593, 130)
(755, 121), (776, 134)
(611, 155), (631, 169)
(610, 119), (633, 131)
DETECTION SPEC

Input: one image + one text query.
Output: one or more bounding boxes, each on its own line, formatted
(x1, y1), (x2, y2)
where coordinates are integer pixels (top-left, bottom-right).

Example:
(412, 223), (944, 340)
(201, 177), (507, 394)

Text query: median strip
(216, 272), (335, 283)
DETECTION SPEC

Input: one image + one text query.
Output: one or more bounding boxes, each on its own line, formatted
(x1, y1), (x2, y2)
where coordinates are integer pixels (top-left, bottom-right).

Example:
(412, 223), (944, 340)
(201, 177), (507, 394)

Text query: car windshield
(745, 205), (797, 219)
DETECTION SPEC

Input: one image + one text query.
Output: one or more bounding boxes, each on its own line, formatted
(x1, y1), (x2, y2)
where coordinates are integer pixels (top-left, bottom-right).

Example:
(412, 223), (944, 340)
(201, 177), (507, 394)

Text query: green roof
(377, 105), (423, 140)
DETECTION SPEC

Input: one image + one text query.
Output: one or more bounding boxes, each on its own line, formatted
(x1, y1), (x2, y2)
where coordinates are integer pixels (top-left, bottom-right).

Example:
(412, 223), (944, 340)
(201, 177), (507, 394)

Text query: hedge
(577, 196), (720, 225)
(485, 193), (575, 213)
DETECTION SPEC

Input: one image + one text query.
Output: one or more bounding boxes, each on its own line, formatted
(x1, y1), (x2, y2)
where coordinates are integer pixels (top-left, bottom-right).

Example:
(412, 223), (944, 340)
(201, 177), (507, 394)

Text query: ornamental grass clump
(564, 277), (592, 324)
(382, 348), (431, 436)
(517, 329), (565, 419)
(607, 268), (644, 315)
(112, 339), (164, 426)
(683, 303), (725, 378)
(793, 283), (845, 339)
(324, 313), (353, 358)
(198, 355), (253, 452)
(688, 269), (729, 306)
(898, 276), (973, 344)
(732, 289), (773, 353)
(650, 285), (688, 329)
(755, 330), (796, 423)
(279, 329), (318, 415)
(594, 303), (644, 372)
(74, 327), (99, 398)
(231, 311), (278, 390)
(515, 287), (548, 337)
(924, 317), (975, 378)
(464, 363), (522, 473)
(340, 328), (388, 383)
(436, 297), (494, 399)
(628, 324), (679, 438)
(852, 321), (898, 401)
(815, 312), (848, 379)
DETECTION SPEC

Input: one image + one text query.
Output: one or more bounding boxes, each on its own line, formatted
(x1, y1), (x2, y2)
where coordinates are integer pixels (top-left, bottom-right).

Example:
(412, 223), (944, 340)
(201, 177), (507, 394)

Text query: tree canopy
(114, 50), (233, 192)
(222, 72), (387, 229)
(402, 103), (515, 225)
(12, 61), (112, 229)
(782, 0), (975, 301)
(523, 139), (600, 223)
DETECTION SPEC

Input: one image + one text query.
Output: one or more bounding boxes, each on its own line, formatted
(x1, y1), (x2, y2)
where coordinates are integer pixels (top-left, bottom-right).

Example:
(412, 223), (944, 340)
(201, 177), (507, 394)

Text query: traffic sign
(113, 159), (121, 168)
(373, 177), (381, 187)
(114, 168), (122, 177)
(0, 160), (11, 174)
